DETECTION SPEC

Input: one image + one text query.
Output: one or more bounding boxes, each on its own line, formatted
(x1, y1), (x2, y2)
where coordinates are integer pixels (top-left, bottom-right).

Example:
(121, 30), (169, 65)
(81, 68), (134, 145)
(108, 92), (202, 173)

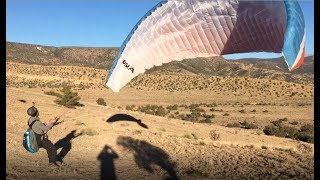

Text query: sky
(6, 0), (314, 59)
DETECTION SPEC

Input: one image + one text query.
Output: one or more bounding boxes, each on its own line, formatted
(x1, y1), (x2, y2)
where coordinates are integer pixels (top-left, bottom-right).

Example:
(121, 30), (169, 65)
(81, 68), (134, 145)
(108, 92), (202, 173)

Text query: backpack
(23, 119), (39, 153)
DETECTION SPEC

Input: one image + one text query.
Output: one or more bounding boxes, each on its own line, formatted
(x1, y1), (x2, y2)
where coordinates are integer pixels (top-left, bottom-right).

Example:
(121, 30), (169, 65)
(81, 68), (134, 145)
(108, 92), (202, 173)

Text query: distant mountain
(6, 41), (313, 84)
(6, 42), (118, 69)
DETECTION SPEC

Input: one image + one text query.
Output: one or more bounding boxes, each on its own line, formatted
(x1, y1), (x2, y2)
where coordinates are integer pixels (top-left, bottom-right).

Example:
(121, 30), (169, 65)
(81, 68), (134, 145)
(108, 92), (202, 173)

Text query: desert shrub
(208, 102), (218, 107)
(244, 123), (258, 129)
(204, 118), (212, 123)
(189, 103), (200, 109)
(96, 98), (106, 106)
(167, 104), (178, 111)
(126, 105), (135, 111)
(191, 107), (205, 113)
(133, 130), (142, 135)
(203, 114), (215, 118)
(184, 112), (200, 122)
(300, 124), (314, 134)
(239, 109), (246, 113)
(282, 126), (299, 139)
(279, 118), (288, 121)
(223, 113), (230, 116)
(263, 125), (292, 137)
(290, 121), (299, 125)
(168, 114), (175, 118)
(44, 90), (61, 97)
(263, 124), (313, 143)
(226, 122), (240, 128)
(263, 125), (278, 135)
(251, 109), (256, 112)
(137, 105), (168, 117)
(210, 108), (223, 112)
(297, 124), (314, 143)
(199, 141), (206, 146)
(240, 121), (258, 129)
(183, 134), (192, 139)
(155, 106), (167, 116)
(209, 130), (220, 140)
(272, 119), (283, 127)
(54, 85), (81, 108)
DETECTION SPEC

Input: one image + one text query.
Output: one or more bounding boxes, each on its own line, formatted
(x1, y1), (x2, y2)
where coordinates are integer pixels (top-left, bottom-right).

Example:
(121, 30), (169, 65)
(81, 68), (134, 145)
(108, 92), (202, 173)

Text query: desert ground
(6, 62), (314, 179)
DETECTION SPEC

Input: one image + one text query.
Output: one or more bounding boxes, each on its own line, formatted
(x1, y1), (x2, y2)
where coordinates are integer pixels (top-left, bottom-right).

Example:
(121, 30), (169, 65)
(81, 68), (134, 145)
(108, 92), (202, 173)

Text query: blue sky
(6, 0), (314, 59)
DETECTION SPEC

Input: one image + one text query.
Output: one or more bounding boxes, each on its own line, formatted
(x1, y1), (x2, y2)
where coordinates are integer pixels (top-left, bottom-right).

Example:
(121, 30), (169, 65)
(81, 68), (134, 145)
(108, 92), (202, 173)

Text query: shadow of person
(97, 145), (119, 180)
(117, 136), (179, 180)
(107, 114), (148, 129)
(54, 130), (82, 163)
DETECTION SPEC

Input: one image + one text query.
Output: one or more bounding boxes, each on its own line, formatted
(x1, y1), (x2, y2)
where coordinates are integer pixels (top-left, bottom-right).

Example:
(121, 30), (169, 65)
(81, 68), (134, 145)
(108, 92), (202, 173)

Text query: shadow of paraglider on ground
(106, 114), (148, 129)
(54, 130), (82, 163)
(117, 136), (179, 180)
(97, 145), (119, 180)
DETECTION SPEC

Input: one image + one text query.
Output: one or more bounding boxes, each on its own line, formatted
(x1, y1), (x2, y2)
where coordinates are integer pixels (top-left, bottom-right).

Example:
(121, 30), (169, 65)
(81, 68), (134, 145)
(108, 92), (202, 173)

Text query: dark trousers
(40, 138), (58, 163)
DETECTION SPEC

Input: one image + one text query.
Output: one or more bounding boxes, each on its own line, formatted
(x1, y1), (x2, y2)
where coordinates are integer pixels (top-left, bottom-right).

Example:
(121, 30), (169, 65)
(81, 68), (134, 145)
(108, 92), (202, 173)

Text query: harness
(28, 119), (37, 129)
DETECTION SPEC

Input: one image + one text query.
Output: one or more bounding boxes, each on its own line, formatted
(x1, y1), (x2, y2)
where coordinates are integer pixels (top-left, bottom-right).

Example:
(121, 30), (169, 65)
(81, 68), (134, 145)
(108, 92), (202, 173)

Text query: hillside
(6, 42), (314, 84)
(6, 87), (314, 179)
(6, 42), (118, 69)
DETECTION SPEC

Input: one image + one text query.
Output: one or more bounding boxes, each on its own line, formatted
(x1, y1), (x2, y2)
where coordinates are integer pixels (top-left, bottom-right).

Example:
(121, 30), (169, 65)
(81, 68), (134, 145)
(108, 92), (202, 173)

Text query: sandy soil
(6, 87), (314, 180)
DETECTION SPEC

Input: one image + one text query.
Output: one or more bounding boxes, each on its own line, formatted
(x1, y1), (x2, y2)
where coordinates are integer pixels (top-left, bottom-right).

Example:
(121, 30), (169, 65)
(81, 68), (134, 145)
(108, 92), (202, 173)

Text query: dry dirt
(6, 63), (314, 180)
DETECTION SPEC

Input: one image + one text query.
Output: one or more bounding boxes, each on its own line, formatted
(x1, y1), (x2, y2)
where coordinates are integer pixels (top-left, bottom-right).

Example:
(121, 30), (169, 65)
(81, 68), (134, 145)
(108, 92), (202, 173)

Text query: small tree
(96, 98), (106, 106)
(55, 85), (81, 108)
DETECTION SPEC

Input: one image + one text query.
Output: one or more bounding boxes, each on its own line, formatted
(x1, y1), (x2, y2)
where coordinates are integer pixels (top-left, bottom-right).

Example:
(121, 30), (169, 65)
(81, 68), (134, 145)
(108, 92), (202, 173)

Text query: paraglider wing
(106, 0), (305, 92)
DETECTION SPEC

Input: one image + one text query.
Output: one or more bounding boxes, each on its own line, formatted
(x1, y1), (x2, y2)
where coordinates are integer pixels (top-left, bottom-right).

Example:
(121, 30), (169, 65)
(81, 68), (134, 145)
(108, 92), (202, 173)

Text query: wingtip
(289, 47), (306, 71)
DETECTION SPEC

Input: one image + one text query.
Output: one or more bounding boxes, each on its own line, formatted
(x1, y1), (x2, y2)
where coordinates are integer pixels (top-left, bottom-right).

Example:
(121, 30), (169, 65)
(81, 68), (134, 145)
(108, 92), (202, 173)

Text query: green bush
(126, 105), (136, 111)
(272, 120), (283, 127)
(191, 107), (205, 113)
(96, 98), (106, 106)
(167, 104), (178, 111)
(300, 124), (314, 134)
(241, 121), (258, 129)
(263, 125), (279, 135)
(155, 106), (167, 116)
(189, 104), (200, 109)
(282, 126), (299, 139)
(296, 132), (314, 143)
(204, 118), (212, 123)
(263, 124), (314, 144)
(245, 123), (258, 129)
(54, 85), (81, 108)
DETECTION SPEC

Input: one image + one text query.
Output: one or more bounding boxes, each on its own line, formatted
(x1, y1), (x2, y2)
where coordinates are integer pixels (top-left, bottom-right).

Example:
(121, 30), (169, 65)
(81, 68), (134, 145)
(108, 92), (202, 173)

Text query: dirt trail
(6, 87), (314, 180)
